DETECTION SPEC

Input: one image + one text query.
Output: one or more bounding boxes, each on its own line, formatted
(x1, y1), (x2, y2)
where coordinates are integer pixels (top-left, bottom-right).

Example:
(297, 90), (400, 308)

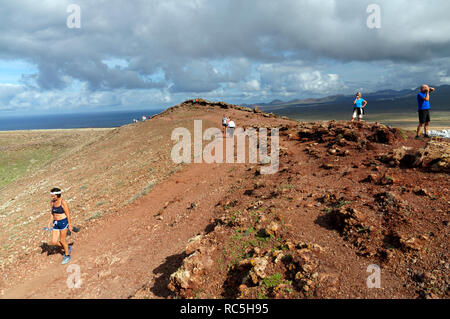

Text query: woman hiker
(351, 92), (368, 123)
(47, 187), (73, 264)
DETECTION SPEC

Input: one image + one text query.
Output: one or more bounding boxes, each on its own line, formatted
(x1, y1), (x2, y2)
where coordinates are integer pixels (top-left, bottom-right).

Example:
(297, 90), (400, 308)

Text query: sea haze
(0, 109), (165, 131)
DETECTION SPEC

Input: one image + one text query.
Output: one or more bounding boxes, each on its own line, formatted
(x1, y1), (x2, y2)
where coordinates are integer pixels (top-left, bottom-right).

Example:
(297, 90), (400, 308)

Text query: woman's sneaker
(62, 255), (71, 265)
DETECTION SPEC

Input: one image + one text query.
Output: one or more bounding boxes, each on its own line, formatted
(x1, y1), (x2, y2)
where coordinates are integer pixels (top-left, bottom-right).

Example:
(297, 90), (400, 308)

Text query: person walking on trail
(416, 84), (435, 139)
(222, 114), (228, 135)
(351, 92), (367, 123)
(47, 188), (73, 264)
(227, 118), (236, 137)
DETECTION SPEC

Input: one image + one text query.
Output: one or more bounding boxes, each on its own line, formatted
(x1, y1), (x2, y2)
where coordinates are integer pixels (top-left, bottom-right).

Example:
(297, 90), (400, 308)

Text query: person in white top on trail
(222, 114), (228, 135)
(227, 118), (236, 137)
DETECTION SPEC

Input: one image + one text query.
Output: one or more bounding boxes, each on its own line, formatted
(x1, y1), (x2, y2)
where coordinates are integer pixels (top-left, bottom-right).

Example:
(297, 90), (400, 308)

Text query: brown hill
(0, 99), (448, 299)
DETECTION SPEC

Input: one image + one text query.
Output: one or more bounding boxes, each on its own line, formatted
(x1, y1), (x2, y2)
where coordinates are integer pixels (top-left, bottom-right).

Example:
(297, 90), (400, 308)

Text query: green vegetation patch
(262, 272), (283, 288)
(0, 147), (56, 189)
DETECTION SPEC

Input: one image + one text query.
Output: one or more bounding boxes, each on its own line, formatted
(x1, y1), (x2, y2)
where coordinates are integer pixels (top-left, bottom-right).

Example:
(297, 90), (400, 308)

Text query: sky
(0, 0), (450, 114)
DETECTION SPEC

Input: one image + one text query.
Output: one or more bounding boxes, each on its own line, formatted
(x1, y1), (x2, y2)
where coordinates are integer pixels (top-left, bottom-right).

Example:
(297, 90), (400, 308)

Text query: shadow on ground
(39, 242), (73, 256)
(149, 251), (188, 298)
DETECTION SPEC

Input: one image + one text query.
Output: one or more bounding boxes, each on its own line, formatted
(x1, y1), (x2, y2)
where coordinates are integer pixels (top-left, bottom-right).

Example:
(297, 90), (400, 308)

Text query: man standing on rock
(416, 84), (435, 139)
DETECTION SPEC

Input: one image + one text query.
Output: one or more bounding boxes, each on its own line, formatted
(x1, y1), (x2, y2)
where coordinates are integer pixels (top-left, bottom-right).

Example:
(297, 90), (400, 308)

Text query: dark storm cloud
(0, 0), (449, 108)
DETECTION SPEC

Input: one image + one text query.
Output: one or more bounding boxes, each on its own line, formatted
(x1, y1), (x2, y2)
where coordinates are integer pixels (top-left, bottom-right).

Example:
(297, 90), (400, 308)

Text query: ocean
(0, 109), (165, 131)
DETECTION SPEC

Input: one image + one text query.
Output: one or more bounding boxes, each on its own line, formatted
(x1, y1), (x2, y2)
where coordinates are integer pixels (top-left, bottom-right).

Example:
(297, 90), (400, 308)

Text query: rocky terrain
(0, 99), (448, 299)
(161, 115), (449, 299)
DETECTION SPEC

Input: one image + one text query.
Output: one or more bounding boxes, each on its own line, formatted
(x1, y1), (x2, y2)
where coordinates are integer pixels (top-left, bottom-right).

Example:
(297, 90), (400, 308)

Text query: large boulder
(253, 106), (263, 113)
(377, 140), (449, 172)
(421, 140), (450, 172)
(371, 128), (393, 144)
(377, 146), (424, 167)
(168, 235), (215, 298)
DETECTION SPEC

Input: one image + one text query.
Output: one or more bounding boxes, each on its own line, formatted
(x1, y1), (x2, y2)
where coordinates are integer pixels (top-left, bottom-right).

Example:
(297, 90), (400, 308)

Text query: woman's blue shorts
(53, 218), (68, 231)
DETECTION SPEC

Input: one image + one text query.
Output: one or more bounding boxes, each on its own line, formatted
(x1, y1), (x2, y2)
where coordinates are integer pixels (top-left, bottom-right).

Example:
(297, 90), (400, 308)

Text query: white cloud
(0, 0), (450, 112)
(243, 80), (261, 91)
(258, 62), (343, 96)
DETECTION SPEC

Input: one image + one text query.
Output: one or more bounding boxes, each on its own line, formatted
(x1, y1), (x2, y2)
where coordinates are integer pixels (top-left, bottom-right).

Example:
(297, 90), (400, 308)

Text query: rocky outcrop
(253, 106), (263, 113)
(168, 234), (215, 298)
(157, 98), (254, 117)
(378, 140), (449, 172)
(294, 121), (403, 149)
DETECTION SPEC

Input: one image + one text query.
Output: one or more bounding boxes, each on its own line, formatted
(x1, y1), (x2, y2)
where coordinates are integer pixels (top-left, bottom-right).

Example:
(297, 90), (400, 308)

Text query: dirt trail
(1, 159), (246, 298)
(0, 100), (294, 299)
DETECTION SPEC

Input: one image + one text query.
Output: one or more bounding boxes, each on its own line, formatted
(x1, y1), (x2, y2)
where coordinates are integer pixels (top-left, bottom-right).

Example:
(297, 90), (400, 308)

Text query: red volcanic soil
(0, 99), (448, 299)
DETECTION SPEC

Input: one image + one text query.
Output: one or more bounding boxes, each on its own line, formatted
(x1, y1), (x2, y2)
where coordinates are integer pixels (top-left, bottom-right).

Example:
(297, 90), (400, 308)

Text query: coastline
(0, 108), (164, 132)
(1, 121), (449, 134)
(0, 127), (117, 133)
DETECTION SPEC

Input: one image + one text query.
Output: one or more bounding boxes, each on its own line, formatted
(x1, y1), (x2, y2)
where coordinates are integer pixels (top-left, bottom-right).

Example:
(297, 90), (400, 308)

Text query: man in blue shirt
(416, 84), (435, 139)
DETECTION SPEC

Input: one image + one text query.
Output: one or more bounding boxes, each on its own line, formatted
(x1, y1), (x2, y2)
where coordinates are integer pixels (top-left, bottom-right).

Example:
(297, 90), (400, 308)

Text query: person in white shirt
(228, 118), (236, 137)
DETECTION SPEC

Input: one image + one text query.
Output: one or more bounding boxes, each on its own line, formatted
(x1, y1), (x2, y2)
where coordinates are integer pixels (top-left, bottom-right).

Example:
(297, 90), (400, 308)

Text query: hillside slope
(0, 99), (448, 299)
